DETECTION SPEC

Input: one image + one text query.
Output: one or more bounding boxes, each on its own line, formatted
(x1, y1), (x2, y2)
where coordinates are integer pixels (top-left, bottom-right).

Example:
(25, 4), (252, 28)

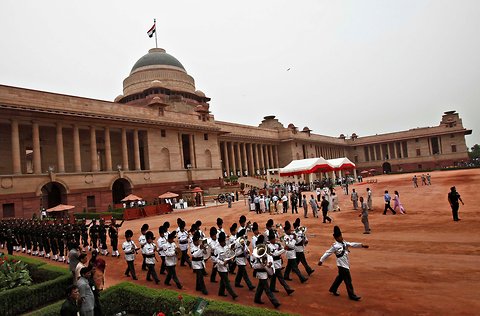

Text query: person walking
(317, 226), (368, 301)
(350, 189), (358, 210)
(448, 186), (464, 221)
(412, 175), (418, 188)
(309, 195), (319, 218)
(291, 193), (298, 214)
(77, 266), (95, 316)
(320, 196), (332, 224)
(331, 191), (340, 212)
(281, 193), (289, 213)
(393, 191), (406, 214)
(60, 285), (81, 316)
(383, 190), (396, 215)
(122, 229), (138, 280)
(366, 188), (373, 210)
(358, 197), (370, 234)
(302, 194), (309, 218)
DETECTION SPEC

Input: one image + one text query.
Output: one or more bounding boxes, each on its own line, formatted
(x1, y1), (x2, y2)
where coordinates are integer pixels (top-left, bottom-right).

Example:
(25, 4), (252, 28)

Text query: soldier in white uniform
(177, 221), (191, 268)
(251, 235), (280, 308)
(216, 218), (225, 238)
(122, 229), (138, 280)
(142, 231), (159, 284)
(211, 232), (237, 299)
(267, 230), (294, 295)
(234, 229), (255, 290)
(138, 224), (148, 271)
(156, 226), (168, 275)
(263, 219), (274, 240)
(191, 232), (208, 295)
(293, 219), (314, 276)
(227, 223), (237, 274)
(283, 221), (308, 283)
(251, 222), (260, 249)
(207, 227), (219, 283)
(164, 231), (183, 289)
(318, 226), (368, 301)
(366, 188), (373, 210)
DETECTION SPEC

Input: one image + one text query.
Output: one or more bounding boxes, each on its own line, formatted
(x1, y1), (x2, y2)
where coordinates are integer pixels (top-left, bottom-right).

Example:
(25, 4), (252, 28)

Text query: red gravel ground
(18, 169), (480, 315)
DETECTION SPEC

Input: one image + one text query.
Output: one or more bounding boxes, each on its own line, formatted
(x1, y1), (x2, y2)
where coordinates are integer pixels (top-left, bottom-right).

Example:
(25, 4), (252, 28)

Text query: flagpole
(154, 18), (158, 48)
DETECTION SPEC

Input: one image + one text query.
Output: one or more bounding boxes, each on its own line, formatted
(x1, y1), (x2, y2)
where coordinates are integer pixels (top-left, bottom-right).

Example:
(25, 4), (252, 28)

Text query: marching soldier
(211, 232), (237, 299)
(108, 218), (124, 257)
(251, 235), (280, 308)
(216, 218), (225, 238)
(80, 218), (92, 252)
(227, 223), (237, 274)
(157, 226), (168, 275)
(89, 219), (99, 253)
(207, 227), (219, 283)
(251, 222), (260, 249)
(164, 231), (183, 289)
(191, 232), (208, 295)
(139, 223), (149, 271)
(234, 229), (255, 291)
(142, 231), (160, 284)
(122, 229), (138, 280)
(177, 221), (191, 268)
(283, 221), (308, 283)
(267, 230), (294, 295)
(293, 218), (314, 276)
(98, 218), (109, 256)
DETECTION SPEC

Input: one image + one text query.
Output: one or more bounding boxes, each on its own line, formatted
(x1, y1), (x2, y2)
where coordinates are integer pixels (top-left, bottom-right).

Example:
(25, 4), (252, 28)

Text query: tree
(469, 144), (480, 160)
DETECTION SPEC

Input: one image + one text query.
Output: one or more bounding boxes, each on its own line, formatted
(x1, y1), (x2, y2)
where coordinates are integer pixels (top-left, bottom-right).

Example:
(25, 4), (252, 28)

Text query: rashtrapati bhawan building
(0, 48), (472, 218)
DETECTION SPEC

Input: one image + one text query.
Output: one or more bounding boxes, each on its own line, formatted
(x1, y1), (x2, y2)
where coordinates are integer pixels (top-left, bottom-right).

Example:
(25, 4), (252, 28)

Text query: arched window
(160, 148), (171, 170)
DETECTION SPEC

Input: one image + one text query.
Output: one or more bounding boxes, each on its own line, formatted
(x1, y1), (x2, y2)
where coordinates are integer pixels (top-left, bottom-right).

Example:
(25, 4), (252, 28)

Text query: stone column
(248, 143), (254, 176)
(236, 143), (243, 176)
(353, 168), (358, 180)
(268, 145), (274, 169)
(73, 125), (82, 172)
(32, 122), (42, 174)
(259, 144), (265, 172)
(10, 119), (21, 174)
(275, 145), (279, 168)
(133, 129), (141, 170)
(56, 123), (65, 173)
(241, 143), (248, 176)
(223, 141), (230, 176)
(104, 127), (112, 171)
(254, 143), (259, 174)
(90, 126), (98, 172)
(228, 142), (236, 176)
(121, 128), (129, 170)
(189, 134), (196, 168)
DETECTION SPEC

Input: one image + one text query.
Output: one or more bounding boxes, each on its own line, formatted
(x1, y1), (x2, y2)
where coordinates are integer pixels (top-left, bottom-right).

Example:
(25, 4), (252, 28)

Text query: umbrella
(159, 191), (179, 199)
(344, 171), (351, 175)
(369, 168), (377, 172)
(47, 204), (75, 212)
(192, 187), (203, 193)
(121, 194), (143, 202)
(360, 170), (369, 174)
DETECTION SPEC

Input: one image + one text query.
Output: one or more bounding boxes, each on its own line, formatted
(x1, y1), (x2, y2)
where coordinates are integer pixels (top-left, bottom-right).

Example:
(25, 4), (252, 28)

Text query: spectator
(78, 266), (95, 316)
(75, 253), (88, 284)
(60, 284), (81, 316)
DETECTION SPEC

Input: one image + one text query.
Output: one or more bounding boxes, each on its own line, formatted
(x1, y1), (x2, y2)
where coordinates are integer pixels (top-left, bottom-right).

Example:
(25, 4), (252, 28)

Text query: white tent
(326, 157), (356, 171)
(279, 157), (332, 177)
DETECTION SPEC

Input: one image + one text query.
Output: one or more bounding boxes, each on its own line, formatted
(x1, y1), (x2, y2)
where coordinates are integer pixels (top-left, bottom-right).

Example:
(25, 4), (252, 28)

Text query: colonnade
(8, 119), (143, 174)
(363, 141), (408, 162)
(220, 141), (279, 177)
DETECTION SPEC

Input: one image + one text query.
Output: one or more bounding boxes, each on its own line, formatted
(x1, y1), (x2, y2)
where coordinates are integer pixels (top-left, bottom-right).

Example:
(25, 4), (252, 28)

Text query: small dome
(302, 127), (311, 132)
(149, 80), (163, 87)
(288, 123), (296, 129)
(131, 48), (186, 73)
(114, 95), (124, 102)
(195, 90), (206, 97)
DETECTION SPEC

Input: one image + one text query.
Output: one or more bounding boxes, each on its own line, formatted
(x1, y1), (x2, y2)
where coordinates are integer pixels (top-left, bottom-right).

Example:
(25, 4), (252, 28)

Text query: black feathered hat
(210, 227), (218, 237)
(229, 223), (238, 233)
(125, 229), (133, 238)
(252, 222), (258, 232)
(333, 226), (342, 238)
(195, 220), (202, 227)
(145, 231), (155, 240)
(268, 229), (276, 241)
(168, 231), (177, 240)
(284, 221), (291, 231)
(257, 235), (265, 244)
(239, 215), (247, 224)
(179, 220), (186, 229)
(218, 232), (226, 243)
(193, 231), (200, 241)
(236, 228), (245, 238)
(141, 224), (149, 232)
(266, 219), (274, 227)
(158, 226), (166, 234)
(294, 218), (301, 225)
(217, 217), (223, 225)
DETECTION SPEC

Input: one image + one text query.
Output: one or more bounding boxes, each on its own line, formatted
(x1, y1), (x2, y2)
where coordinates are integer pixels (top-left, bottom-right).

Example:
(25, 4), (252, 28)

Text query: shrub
(0, 253), (32, 292)
(0, 255), (71, 316)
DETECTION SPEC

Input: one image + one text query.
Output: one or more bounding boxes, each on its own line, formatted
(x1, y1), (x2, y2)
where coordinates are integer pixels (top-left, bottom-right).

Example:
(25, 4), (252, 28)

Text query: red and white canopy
(326, 157), (356, 171)
(279, 157), (332, 177)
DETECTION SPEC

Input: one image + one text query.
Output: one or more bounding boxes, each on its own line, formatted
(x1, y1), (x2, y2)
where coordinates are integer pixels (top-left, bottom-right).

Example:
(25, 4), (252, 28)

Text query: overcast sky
(1, 0), (478, 148)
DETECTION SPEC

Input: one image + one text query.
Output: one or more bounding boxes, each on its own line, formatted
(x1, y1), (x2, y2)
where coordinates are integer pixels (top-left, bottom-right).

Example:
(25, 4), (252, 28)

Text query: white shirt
(251, 234), (259, 249)
(284, 234), (297, 259)
(281, 195), (288, 202)
(142, 242), (156, 265)
(190, 243), (205, 270)
(164, 241), (177, 267)
(156, 235), (167, 256)
(294, 230), (307, 252)
(234, 240), (248, 266)
(251, 254), (274, 279)
(177, 230), (189, 251)
(75, 262), (86, 283)
(319, 240), (363, 269)
(267, 242), (285, 269)
(272, 196), (279, 202)
(139, 234), (146, 247)
(212, 244), (232, 273)
(122, 240), (137, 261)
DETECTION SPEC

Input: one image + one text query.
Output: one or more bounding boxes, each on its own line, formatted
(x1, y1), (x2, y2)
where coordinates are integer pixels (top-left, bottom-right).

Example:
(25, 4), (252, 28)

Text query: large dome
(122, 47), (196, 97)
(131, 48), (185, 73)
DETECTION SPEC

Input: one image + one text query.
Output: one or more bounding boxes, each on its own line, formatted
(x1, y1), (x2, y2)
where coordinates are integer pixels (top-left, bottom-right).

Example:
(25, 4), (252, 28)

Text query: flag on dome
(147, 22), (156, 38)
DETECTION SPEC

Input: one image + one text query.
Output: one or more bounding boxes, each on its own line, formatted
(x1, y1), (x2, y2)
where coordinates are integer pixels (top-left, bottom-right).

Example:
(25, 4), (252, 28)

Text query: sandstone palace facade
(0, 48), (471, 218)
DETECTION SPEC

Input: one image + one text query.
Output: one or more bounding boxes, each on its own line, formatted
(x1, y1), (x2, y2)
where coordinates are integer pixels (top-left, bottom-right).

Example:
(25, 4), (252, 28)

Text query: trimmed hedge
(27, 282), (296, 316)
(0, 255), (71, 316)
